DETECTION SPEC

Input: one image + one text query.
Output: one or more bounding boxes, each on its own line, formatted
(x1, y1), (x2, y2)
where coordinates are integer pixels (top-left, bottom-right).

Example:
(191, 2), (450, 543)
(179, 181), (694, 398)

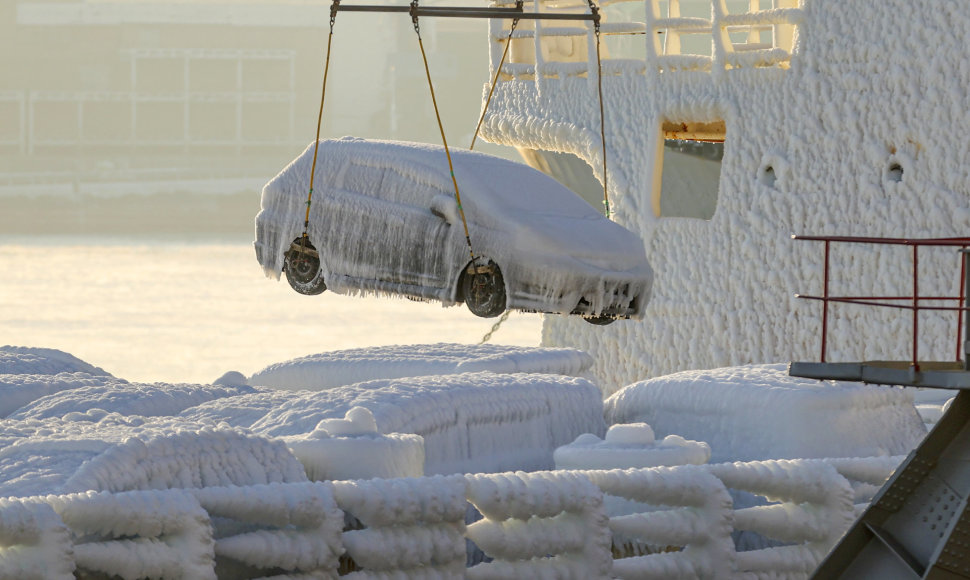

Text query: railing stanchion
(964, 249), (970, 370)
(913, 245), (919, 371)
(958, 247), (966, 362)
(821, 240), (830, 362)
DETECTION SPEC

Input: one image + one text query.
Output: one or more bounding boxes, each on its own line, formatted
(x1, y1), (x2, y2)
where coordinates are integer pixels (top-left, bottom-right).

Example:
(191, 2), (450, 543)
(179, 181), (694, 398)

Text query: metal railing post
(964, 249), (970, 370)
(958, 247), (967, 362)
(913, 245), (919, 371)
(821, 240), (830, 362)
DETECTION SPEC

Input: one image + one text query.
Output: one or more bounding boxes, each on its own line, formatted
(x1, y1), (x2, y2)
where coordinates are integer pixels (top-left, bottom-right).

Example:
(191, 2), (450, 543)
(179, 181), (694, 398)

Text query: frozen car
(254, 138), (652, 324)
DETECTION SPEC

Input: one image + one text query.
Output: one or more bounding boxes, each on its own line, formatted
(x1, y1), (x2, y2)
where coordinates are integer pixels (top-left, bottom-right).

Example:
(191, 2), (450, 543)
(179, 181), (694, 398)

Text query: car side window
(341, 158), (451, 210)
(340, 162), (387, 199)
(379, 166), (448, 208)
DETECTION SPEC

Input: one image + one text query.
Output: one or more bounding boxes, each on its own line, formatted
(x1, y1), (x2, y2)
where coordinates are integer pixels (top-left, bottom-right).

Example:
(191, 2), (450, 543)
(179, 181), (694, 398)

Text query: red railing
(794, 235), (970, 371)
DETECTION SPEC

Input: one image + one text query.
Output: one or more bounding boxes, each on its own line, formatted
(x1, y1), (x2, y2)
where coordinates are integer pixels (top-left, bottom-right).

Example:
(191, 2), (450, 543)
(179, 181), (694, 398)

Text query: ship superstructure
(479, 0), (970, 391)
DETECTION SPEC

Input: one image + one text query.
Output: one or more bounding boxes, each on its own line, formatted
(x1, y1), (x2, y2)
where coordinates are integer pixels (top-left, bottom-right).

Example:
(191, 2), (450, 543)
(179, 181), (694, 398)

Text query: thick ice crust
(605, 364), (926, 463)
(255, 137), (651, 317)
(249, 342), (594, 391)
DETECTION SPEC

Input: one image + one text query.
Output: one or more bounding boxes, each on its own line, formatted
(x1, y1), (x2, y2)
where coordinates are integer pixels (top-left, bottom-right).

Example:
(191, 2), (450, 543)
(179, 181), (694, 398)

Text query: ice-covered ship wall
(478, 0), (970, 391)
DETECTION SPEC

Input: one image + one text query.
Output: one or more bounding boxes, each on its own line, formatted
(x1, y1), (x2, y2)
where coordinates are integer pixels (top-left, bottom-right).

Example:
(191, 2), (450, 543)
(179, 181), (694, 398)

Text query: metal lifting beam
(334, 4), (599, 21)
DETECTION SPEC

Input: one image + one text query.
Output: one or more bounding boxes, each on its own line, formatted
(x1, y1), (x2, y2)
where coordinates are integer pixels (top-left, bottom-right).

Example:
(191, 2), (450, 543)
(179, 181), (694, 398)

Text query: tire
(284, 238), (327, 295)
(462, 261), (506, 318)
(583, 315), (615, 326)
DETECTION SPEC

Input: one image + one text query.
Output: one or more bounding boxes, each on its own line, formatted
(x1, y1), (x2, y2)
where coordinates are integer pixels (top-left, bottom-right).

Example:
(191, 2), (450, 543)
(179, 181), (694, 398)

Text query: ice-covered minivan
(255, 137), (652, 324)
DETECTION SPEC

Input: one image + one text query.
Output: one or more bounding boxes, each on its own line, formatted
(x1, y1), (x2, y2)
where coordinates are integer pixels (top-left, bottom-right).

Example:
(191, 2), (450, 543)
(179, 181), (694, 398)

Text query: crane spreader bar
(334, 4), (598, 21)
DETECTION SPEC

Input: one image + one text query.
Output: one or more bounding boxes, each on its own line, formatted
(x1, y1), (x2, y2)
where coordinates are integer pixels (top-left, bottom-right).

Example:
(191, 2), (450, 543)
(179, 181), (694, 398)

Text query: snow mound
(0, 346), (112, 377)
(0, 372), (122, 419)
(226, 372), (604, 475)
(9, 381), (257, 421)
(554, 423), (711, 470)
(0, 415), (307, 498)
(249, 343), (595, 391)
(179, 388), (302, 428)
(605, 364), (926, 463)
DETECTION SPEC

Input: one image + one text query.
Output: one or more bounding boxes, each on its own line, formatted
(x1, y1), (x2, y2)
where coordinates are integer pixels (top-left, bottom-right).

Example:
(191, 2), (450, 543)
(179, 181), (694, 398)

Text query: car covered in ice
(254, 137), (652, 324)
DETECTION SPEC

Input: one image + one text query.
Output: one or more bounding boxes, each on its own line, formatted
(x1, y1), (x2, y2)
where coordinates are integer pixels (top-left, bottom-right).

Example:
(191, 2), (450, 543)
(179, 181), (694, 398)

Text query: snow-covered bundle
(249, 343), (595, 392)
(0, 498), (74, 579)
(0, 372), (120, 419)
(707, 459), (855, 577)
(9, 380), (257, 421)
(247, 372), (606, 475)
(0, 346), (112, 377)
(0, 415), (307, 498)
(605, 364), (925, 463)
(192, 481), (344, 576)
(179, 387), (301, 428)
(465, 470), (613, 579)
(582, 465), (734, 578)
(333, 475), (468, 576)
(45, 488), (217, 580)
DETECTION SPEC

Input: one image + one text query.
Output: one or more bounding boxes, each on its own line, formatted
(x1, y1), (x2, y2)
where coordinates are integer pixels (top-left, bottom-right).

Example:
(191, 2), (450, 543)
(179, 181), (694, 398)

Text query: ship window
(652, 120), (724, 220)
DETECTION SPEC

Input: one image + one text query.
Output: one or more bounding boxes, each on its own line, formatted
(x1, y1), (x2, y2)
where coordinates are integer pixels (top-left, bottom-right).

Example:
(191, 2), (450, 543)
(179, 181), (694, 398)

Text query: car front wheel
(462, 260), (506, 318)
(284, 237), (327, 295)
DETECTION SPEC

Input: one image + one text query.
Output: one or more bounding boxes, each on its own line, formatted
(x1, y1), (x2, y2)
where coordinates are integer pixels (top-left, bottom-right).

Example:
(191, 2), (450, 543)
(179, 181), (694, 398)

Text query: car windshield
(456, 153), (604, 222)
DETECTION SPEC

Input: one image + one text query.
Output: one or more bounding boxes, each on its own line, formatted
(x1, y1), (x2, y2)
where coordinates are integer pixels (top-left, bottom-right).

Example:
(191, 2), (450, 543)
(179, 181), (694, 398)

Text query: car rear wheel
(583, 315), (615, 326)
(462, 261), (506, 318)
(284, 237), (327, 295)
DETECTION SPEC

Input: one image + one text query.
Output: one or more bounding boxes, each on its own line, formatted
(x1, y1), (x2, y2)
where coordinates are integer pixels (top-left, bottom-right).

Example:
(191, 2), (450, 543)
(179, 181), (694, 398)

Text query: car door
(375, 165), (457, 292)
(320, 160), (455, 294)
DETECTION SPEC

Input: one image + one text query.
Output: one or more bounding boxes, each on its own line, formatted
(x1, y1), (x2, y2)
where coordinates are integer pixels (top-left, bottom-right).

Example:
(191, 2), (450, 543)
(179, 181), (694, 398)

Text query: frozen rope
(412, 0), (477, 264)
(480, 310), (511, 343)
(302, 0), (340, 244)
(588, 0), (610, 219)
(470, 0), (522, 151)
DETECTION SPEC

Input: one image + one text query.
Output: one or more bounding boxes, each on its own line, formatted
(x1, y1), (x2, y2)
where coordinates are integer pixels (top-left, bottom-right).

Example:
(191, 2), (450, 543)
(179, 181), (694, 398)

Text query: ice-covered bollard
(554, 423), (710, 470)
(285, 407), (424, 480)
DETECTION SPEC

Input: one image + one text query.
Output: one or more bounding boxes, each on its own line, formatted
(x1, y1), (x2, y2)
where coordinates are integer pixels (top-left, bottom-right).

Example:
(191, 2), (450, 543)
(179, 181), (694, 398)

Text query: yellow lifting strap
(470, 1), (522, 151)
(302, 1), (341, 243)
(588, 0), (609, 219)
(470, 0), (610, 220)
(411, 0), (477, 264)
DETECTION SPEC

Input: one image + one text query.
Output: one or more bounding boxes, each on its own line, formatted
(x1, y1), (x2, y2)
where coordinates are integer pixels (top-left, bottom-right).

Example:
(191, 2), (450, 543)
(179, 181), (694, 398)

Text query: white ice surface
(554, 423), (711, 471)
(179, 388), (301, 428)
(605, 364), (926, 463)
(9, 381), (256, 421)
(284, 407), (425, 480)
(0, 372), (120, 419)
(0, 346), (112, 377)
(249, 343), (594, 391)
(0, 415), (307, 498)
(220, 372), (605, 475)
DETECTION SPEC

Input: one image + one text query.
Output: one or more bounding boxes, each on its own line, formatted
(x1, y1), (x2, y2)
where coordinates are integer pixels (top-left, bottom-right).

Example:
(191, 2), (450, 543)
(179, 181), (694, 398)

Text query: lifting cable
(470, 1), (522, 151)
(471, 2), (521, 342)
(588, 0), (610, 219)
(301, 0), (341, 248)
(412, 0), (478, 266)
